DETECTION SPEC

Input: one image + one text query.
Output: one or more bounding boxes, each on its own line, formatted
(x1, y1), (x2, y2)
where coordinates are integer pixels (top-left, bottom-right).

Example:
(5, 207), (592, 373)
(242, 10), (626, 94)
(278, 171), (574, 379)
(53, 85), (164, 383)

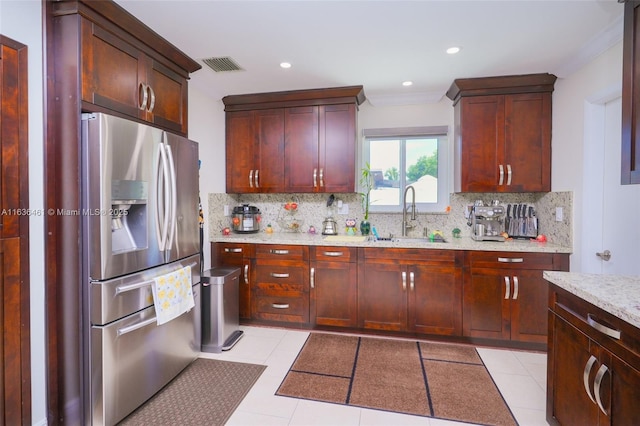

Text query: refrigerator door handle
(165, 142), (178, 253)
(156, 137), (171, 250)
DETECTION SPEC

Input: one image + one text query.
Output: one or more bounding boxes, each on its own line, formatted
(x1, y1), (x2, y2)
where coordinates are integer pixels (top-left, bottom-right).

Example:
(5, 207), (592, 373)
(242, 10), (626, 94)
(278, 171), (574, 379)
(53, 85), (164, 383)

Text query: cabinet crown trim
(223, 86), (366, 111)
(446, 73), (557, 105)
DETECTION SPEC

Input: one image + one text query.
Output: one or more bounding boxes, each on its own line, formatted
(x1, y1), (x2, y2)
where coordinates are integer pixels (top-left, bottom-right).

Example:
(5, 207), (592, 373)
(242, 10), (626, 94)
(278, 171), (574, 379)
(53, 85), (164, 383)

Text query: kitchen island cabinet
(310, 246), (358, 327)
(358, 248), (463, 335)
(464, 251), (569, 345)
(545, 275), (640, 425)
(223, 86), (365, 194)
(446, 73), (556, 193)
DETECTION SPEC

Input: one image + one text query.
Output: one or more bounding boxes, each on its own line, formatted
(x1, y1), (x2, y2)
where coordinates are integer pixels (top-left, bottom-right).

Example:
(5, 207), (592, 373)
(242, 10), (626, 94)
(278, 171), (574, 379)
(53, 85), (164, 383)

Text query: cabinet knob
(595, 250), (611, 261)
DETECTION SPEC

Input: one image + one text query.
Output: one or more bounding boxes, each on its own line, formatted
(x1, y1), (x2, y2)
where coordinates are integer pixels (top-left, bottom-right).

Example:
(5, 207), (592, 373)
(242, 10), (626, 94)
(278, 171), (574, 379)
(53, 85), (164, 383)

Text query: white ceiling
(115, 0), (624, 106)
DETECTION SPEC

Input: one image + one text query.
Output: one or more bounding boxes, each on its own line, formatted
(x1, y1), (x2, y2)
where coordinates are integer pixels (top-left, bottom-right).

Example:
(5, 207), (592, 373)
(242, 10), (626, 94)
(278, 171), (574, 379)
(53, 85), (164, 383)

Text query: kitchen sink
(377, 237), (447, 243)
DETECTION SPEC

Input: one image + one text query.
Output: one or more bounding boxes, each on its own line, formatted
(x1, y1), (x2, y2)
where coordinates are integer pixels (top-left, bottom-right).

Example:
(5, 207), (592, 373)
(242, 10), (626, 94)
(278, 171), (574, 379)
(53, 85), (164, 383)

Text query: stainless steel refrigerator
(81, 112), (201, 425)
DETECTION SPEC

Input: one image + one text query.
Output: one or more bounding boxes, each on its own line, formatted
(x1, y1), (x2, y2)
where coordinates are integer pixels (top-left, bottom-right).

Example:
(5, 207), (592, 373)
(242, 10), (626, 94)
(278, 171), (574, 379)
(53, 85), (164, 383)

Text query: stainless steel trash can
(201, 267), (244, 353)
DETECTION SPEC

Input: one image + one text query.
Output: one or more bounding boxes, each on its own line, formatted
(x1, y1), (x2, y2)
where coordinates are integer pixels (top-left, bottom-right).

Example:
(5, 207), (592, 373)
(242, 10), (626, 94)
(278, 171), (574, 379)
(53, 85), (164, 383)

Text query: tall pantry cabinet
(446, 73), (556, 193)
(45, 1), (201, 423)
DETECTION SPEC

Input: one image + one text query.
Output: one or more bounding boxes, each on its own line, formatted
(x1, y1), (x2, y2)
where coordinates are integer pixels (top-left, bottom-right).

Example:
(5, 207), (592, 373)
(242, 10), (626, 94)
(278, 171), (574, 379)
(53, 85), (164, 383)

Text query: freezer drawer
(90, 255), (200, 325)
(90, 283), (200, 426)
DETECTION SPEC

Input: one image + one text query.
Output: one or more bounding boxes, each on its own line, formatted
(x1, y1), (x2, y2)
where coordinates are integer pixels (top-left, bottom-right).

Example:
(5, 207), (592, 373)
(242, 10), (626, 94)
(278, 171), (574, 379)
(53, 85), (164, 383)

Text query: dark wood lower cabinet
(358, 248), (463, 335)
(310, 247), (357, 327)
(464, 252), (569, 344)
(211, 242), (253, 320)
(547, 284), (640, 425)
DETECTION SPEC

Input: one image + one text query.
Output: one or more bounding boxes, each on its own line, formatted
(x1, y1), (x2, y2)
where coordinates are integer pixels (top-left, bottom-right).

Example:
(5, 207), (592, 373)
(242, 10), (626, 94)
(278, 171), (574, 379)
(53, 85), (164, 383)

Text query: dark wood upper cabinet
(53, 0), (200, 135)
(223, 86), (365, 194)
(622, 1), (640, 185)
(447, 73), (556, 193)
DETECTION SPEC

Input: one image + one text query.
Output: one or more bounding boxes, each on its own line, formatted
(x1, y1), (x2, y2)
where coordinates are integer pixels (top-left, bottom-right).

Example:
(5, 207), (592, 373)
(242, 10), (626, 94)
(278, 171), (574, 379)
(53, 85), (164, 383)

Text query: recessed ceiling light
(280, 62), (292, 69)
(446, 47), (461, 55)
(402, 81), (413, 87)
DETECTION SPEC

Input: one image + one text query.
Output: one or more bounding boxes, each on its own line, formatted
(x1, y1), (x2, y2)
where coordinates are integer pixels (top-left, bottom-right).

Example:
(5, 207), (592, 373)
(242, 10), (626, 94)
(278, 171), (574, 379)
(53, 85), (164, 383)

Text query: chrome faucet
(402, 185), (416, 236)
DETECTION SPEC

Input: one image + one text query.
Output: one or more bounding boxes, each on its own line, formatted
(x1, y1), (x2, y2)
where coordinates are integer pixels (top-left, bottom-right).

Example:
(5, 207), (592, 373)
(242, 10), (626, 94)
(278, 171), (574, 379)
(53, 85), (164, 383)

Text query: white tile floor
(199, 326), (549, 426)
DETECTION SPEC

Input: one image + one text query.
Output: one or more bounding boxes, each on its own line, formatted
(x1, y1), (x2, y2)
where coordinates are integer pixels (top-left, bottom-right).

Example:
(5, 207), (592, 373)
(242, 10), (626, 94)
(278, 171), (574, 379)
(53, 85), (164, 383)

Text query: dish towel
(151, 265), (195, 325)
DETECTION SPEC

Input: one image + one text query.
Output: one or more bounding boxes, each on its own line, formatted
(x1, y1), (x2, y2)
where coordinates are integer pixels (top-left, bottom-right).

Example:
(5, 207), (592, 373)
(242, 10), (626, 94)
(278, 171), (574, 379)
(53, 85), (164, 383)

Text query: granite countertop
(211, 232), (572, 254)
(543, 271), (640, 329)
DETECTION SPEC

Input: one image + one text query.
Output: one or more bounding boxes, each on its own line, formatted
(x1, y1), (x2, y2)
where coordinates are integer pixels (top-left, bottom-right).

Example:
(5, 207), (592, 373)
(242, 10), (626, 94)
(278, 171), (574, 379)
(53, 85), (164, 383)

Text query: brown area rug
(276, 333), (517, 426)
(119, 358), (266, 426)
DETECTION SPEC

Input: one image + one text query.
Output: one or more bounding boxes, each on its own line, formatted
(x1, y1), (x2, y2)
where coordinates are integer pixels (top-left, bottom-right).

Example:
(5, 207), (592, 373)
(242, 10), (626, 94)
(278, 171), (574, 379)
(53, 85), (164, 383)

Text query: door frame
(581, 84), (622, 273)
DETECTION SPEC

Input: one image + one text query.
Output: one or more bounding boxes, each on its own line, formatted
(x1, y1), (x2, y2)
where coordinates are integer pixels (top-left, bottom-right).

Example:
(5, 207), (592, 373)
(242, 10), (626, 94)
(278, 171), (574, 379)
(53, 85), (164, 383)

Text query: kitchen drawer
(311, 246), (357, 263)
(254, 262), (307, 290)
(215, 243), (253, 263)
(255, 244), (308, 261)
(552, 284), (640, 368)
(469, 251), (555, 270)
(253, 294), (309, 323)
(363, 247), (462, 266)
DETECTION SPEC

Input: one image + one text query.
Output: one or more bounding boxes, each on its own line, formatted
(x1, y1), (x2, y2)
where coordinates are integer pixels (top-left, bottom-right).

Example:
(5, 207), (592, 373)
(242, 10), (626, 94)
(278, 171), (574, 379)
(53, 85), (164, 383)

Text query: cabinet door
(609, 353), (640, 425)
(622, 1), (640, 184)
(284, 106), (319, 192)
(358, 262), (407, 331)
(319, 104), (356, 192)
(510, 269), (549, 343)
(81, 19), (143, 118)
(255, 108), (285, 192)
(463, 267), (510, 340)
(408, 264), (462, 336)
(548, 313), (602, 425)
(310, 260), (357, 327)
(212, 243), (253, 320)
(459, 96), (505, 192)
(145, 58), (188, 134)
(225, 111), (258, 193)
(504, 93), (551, 192)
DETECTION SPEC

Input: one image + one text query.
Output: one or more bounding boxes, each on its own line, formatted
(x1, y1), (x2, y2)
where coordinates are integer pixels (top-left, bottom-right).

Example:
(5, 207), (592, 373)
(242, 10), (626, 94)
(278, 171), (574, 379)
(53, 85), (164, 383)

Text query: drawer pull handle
(506, 164), (512, 186)
(323, 251), (344, 257)
(587, 314), (621, 340)
(224, 248), (243, 253)
(319, 168), (324, 187)
(504, 276), (510, 299)
(249, 170), (254, 188)
(410, 271), (415, 291)
(147, 85), (156, 112)
(313, 168), (318, 188)
(138, 82), (148, 110)
(270, 249), (290, 255)
(272, 303), (289, 309)
(310, 267), (315, 288)
(402, 271), (407, 291)
(498, 257), (524, 263)
(512, 276), (519, 300)
(255, 169), (259, 188)
(594, 364), (610, 415)
(583, 355), (597, 404)
(270, 272), (289, 278)
(498, 164), (504, 185)
(244, 264), (249, 285)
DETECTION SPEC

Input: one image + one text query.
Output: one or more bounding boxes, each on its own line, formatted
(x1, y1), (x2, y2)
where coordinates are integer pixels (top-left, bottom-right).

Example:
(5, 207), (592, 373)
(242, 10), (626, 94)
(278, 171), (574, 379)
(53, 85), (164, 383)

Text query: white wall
(0, 0), (47, 424)
(551, 41), (623, 271)
(188, 88), (226, 271)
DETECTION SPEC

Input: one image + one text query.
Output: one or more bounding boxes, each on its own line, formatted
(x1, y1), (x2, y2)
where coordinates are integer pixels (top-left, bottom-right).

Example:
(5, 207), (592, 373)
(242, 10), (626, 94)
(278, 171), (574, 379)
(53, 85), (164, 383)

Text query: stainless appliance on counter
(81, 113), (201, 425)
(470, 205), (507, 241)
(231, 204), (261, 233)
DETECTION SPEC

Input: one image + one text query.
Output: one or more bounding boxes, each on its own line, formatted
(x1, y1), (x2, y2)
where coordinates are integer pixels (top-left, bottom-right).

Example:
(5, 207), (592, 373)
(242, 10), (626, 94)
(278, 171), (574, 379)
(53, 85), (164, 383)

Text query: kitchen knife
(506, 204), (511, 235)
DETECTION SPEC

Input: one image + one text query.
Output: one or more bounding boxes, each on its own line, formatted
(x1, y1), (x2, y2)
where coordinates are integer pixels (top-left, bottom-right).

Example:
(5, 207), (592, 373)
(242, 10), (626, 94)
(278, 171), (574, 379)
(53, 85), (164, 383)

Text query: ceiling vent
(202, 56), (244, 72)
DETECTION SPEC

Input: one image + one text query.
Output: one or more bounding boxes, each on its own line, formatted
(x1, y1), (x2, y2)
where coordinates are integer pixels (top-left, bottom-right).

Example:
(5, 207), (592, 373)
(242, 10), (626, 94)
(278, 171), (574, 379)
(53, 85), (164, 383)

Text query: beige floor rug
(276, 333), (517, 426)
(119, 358), (266, 426)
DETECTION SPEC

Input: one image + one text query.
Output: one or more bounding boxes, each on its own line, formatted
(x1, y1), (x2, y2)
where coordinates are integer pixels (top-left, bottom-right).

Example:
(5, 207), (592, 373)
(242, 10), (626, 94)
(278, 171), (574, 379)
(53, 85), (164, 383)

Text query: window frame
(362, 126), (450, 214)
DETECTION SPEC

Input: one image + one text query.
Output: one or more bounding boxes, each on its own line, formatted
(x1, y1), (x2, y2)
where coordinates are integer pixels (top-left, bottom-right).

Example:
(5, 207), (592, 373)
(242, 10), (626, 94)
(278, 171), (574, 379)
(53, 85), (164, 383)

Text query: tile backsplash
(208, 191), (572, 248)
